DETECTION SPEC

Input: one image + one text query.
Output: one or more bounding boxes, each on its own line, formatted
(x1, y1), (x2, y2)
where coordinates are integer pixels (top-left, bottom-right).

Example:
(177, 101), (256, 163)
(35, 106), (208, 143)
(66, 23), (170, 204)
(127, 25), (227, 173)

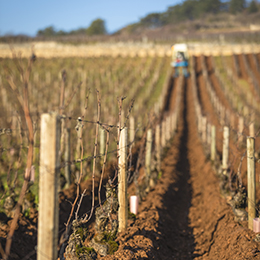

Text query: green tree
(229, 0), (246, 14)
(161, 0), (222, 24)
(140, 13), (163, 28)
(198, 0), (221, 14)
(248, 0), (258, 13)
(37, 26), (56, 37)
(86, 19), (106, 36)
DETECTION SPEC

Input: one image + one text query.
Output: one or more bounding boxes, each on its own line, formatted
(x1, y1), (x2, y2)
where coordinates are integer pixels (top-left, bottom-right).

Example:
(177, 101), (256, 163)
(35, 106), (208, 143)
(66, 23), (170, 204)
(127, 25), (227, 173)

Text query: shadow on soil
(146, 79), (204, 259)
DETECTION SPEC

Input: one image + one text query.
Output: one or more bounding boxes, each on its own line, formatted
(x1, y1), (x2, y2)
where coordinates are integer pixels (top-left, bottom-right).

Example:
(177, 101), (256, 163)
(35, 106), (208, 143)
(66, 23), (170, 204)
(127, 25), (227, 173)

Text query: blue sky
(0, 0), (183, 36)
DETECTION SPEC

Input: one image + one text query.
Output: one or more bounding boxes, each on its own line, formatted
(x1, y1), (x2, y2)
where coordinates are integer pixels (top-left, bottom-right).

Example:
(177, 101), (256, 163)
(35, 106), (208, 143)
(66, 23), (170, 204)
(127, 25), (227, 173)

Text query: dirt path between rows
(104, 77), (260, 259)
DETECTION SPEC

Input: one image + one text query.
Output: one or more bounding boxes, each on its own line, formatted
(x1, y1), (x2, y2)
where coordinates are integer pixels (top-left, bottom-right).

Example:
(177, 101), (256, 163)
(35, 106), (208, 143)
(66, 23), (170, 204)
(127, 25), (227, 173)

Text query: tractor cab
(171, 43), (189, 78)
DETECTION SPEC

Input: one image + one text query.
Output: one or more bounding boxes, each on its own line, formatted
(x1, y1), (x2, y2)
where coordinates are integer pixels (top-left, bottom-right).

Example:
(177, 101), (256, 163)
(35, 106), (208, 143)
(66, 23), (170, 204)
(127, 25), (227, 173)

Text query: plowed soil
(103, 78), (260, 260)
(1, 58), (260, 260)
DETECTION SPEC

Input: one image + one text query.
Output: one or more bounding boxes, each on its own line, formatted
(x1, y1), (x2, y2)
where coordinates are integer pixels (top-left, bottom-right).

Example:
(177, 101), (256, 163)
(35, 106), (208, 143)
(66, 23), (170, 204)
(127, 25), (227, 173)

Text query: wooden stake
(118, 128), (128, 232)
(211, 125), (216, 161)
(155, 124), (161, 173)
(64, 128), (71, 189)
(161, 120), (166, 148)
(129, 116), (135, 144)
(145, 129), (153, 189)
(249, 112), (255, 137)
(222, 126), (229, 175)
(247, 137), (256, 230)
(202, 116), (207, 143)
(249, 122), (255, 137)
(99, 127), (105, 155)
(207, 122), (211, 146)
(38, 113), (60, 260)
(238, 116), (244, 143)
(166, 116), (171, 141)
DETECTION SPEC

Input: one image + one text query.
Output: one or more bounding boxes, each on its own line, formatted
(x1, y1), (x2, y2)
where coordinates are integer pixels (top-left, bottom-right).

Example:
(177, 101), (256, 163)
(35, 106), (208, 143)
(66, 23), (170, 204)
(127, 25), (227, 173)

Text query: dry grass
(1, 41), (260, 59)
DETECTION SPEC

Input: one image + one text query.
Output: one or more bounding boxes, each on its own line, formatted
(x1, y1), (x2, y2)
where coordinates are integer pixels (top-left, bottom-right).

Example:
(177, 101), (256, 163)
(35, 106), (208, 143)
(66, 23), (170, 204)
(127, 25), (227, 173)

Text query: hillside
(2, 5), (260, 45)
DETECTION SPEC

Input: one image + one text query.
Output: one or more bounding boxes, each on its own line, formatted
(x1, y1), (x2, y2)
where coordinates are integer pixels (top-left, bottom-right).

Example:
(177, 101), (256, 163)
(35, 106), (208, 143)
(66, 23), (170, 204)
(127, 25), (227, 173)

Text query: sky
(0, 0), (183, 36)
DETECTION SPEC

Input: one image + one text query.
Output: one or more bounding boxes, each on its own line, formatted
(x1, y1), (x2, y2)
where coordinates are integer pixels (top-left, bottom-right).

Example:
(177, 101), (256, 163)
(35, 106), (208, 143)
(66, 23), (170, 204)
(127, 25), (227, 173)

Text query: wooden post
(207, 122), (211, 146)
(75, 117), (83, 161)
(249, 112), (255, 137)
(161, 120), (166, 148)
(166, 116), (171, 141)
(247, 137), (256, 230)
(129, 116), (135, 144)
(118, 128), (128, 232)
(249, 122), (255, 137)
(145, 129), (153, 189)
(238, 116), (244, 143)
(155, 124), (161, 173)
(64, 128), (71, 189)
(211, 125), (216, 161)
(38, 113), (60, 260)
(222, 126), (229, 175)
(99, 127), (105, 155)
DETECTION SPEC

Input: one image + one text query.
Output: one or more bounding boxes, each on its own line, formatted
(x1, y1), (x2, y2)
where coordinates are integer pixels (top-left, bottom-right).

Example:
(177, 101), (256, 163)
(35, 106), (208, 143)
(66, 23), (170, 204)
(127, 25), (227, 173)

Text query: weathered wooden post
(99, 127), (105, 155)
(161, 120), (166, 148)
(129, 116), (135, 144)
(247, 137), (256, 230)
(145, 129), (153, 189)
(38, 113), (60, 260)
(222, 126), (229, 175)
(75, 117), (84, 181)
(155, 124), (161, 173)
(64, 128), (71, 189)
(207, 122), (211, 146)
(249, 122), (255, 137)
(211, 125), (216, 161)
(118, 127), (128, 232)
(166, 115), (171, 141)
(249, 112), (255, 137)
(238, 116), (244, 144)
(75, 117), (83, 160)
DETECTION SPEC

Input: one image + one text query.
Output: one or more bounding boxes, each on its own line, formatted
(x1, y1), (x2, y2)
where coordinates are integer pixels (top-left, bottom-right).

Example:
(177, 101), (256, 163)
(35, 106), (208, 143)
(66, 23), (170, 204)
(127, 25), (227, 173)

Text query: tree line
(37, 18), (106, 37)
(37, 0), (259, 37)
(137, 0), (259, 29)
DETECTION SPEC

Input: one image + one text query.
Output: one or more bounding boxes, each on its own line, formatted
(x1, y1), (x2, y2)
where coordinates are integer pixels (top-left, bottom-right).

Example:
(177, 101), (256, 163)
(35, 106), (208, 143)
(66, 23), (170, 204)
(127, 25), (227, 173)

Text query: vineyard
(1, 45), (260, 259)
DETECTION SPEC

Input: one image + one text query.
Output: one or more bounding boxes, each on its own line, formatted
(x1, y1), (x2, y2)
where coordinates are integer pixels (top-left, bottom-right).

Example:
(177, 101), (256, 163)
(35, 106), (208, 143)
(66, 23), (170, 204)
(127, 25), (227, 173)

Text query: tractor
(171, 43), (189, 78)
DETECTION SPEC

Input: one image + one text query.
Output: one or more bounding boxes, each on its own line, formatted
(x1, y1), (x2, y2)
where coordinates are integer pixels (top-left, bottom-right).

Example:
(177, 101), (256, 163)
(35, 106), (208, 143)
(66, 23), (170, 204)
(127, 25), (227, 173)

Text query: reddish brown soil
(1, 61), (260, 260)
(103, 78), (260, 259)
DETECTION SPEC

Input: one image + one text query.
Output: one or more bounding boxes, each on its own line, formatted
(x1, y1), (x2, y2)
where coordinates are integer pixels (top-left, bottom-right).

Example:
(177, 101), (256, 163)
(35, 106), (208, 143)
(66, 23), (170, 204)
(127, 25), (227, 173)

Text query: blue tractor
(171, 43), (189, 78)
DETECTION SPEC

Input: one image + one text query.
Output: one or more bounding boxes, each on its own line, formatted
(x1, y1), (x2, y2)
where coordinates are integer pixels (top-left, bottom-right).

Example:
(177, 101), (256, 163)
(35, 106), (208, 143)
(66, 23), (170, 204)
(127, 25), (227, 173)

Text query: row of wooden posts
(37, 74), (183, 259)
(190, 59), (257, 231)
